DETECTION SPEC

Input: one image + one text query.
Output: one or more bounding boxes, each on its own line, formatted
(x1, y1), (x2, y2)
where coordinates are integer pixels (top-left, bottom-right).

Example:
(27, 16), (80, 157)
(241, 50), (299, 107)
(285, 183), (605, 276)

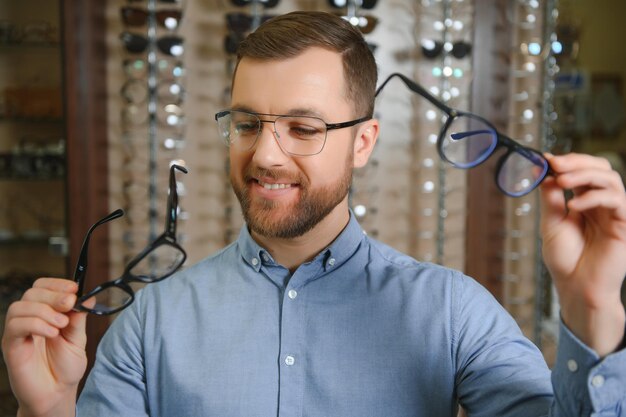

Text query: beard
(231, 153), (353, 239)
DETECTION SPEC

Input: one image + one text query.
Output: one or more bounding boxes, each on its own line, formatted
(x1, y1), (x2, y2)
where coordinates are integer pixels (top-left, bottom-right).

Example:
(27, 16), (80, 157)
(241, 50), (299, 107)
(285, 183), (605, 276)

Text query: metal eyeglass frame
(73, 164), (188, 315)
(375, 72), (551, 197)
(214, 109), (371, 156)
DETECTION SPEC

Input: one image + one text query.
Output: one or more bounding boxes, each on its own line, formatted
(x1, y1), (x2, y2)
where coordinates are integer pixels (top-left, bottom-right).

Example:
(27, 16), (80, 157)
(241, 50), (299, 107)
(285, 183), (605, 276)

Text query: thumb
(539, 174), (568, 234)
(61, 309), (89, 349)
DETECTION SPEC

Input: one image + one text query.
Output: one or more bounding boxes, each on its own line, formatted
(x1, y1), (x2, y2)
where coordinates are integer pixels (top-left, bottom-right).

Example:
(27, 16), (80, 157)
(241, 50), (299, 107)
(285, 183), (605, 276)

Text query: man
(3, 11), (626, 417)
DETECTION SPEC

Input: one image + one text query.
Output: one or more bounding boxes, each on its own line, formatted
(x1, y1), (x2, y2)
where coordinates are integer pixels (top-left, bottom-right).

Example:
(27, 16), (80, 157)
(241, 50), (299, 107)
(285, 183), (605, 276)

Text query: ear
(353, 118), (379, 168)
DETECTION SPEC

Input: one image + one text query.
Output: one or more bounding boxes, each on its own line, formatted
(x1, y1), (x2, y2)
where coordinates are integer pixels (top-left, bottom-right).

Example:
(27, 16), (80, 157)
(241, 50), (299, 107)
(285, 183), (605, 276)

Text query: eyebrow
(230, 104), (326, 120)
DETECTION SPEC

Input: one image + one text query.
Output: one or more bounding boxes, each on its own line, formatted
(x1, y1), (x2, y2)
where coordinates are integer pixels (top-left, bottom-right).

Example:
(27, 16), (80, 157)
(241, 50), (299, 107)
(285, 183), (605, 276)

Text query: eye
(290, 125), (320, 138)
(284, 119), (325, 140)
(234, 120), (259, 136)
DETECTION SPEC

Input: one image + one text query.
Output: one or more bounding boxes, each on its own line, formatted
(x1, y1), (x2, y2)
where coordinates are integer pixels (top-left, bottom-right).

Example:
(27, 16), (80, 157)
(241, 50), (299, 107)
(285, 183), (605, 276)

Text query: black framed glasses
(73, 164), (188, 315)
(375, 73), (550, 197)
(214, 109), (370, 156)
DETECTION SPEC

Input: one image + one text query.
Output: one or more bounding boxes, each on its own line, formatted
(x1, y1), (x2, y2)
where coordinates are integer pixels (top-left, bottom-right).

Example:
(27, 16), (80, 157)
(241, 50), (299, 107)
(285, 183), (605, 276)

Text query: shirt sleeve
(452, 274), (554, 417)
(76, 298), (150, 417)
(551, 319), (626, 416)
(453, 273), (626, 417)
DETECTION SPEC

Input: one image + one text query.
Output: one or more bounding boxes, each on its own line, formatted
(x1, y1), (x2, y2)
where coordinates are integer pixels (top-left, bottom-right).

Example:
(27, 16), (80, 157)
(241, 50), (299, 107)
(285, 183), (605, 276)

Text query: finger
(554, 169), (626, 194)
(61, 310), (89, 348)
(21, 288), (77, 313)
(6, 301), (69, 329)
(547, 152), (613, 174)
(567, 188), (626, 217)
(539, 175), (569, 231)
(4, 316), (60, 340)
(32, 277), (78, 293)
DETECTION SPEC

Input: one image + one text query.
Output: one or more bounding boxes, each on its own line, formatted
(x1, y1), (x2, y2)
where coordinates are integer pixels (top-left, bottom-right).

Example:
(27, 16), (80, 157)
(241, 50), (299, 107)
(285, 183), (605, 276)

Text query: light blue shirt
(78, 213), (626, 416)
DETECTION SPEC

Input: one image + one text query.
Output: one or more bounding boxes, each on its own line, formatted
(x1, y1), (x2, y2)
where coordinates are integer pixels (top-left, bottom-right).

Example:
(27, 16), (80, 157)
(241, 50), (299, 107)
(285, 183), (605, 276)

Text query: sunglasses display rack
(328, 0), (379, 47)
(117, 0), (187, 276)
(409, 0), (473, 272)
(223, 0), (280, 73)
(501, 0), (560, 362)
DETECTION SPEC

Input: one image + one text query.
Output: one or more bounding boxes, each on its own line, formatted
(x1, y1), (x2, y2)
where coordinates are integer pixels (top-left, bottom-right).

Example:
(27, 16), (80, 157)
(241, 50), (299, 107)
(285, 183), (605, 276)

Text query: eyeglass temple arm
(375, 72), (454, 114)
(73, 209), (125, 295)
(450, 130), (493, 140)
(165, 164), (188, 238)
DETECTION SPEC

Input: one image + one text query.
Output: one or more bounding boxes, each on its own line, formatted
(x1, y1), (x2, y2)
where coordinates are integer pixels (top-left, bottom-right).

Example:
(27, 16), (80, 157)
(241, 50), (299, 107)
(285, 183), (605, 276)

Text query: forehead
(231, 47), (352, 118)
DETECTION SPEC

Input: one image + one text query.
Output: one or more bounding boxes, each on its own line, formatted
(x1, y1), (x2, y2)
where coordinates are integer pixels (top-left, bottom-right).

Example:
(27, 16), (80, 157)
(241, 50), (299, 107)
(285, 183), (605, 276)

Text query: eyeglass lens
(128, 243), (185, 278)
(440, 114), (548, 196)
(218, 111), (327, 156)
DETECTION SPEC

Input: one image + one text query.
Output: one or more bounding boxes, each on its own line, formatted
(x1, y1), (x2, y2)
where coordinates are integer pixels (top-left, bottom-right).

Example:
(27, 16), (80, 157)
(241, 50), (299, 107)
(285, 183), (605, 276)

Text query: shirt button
(262, 253), (270, 262)
(288, 289), (298, 299)
(285, 355), (295, 366)
(251, 257), (259, 266)
(567, 359), (578, 372)
(591, 375), (605, 388)
(328, 258), (336, 267)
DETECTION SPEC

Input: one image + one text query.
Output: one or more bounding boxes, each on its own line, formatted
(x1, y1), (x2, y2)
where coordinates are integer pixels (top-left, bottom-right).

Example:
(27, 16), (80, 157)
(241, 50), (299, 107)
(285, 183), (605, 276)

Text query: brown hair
(235, 11), (378, 118)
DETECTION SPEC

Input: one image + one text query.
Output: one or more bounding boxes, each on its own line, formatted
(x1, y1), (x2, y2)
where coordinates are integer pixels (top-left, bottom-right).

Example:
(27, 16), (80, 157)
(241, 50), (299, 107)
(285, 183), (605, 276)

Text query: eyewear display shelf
(0, 0), (110, 414)
(0, 1), (68, 414)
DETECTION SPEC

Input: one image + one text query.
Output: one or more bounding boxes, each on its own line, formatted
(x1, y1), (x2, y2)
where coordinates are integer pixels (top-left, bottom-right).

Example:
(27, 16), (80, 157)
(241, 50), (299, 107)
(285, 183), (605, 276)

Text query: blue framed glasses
(376, 73), (550, 197)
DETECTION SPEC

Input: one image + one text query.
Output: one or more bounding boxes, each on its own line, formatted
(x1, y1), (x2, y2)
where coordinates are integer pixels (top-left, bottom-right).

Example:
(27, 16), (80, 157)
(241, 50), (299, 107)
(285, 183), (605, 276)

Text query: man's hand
(540, 153), (626, 358)
(1, 278), (89, 417)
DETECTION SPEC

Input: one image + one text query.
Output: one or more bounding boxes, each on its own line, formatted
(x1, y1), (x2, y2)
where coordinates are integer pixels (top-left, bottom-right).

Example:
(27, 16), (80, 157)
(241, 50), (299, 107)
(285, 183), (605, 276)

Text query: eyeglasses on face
(73, 164), (188, 315)
(120, 32), (184, 57)
(214, 109), (370, 156)
(375, 73), (551, 197)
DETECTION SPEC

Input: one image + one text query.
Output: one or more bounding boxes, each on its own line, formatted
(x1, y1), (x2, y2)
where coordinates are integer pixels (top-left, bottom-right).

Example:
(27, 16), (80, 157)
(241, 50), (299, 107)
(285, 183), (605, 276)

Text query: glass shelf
(0, 42), (60, 50)
(0, 235), (50, 246)
(0, 116), (64, 124)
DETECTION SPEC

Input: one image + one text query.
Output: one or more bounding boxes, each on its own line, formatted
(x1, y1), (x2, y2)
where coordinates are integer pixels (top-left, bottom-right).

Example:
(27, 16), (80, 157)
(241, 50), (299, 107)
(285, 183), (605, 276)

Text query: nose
(251, 121), (290, 167)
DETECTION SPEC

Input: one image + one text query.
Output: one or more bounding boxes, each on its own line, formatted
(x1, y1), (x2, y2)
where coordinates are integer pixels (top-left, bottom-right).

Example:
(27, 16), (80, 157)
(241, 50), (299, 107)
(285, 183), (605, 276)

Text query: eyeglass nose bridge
(255, 116), (289, 153)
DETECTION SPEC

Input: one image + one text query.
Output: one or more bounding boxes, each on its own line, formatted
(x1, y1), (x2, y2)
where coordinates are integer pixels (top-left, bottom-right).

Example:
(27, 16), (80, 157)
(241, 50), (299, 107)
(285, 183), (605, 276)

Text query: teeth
(258, 180), (292, 190)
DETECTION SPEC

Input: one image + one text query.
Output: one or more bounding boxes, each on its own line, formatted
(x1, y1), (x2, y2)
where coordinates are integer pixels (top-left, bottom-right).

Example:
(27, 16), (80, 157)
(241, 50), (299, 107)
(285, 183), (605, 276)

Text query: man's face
(229, 47), (357, 239)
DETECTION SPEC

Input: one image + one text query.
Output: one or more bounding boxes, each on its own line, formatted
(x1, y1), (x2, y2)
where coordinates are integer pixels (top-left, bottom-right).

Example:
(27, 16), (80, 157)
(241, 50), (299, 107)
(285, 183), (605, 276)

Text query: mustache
(244, 166), (305, 185)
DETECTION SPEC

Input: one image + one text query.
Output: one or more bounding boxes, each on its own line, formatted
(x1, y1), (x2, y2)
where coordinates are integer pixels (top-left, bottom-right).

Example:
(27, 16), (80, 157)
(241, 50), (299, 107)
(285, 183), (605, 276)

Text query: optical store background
(0, 0), (625, 414)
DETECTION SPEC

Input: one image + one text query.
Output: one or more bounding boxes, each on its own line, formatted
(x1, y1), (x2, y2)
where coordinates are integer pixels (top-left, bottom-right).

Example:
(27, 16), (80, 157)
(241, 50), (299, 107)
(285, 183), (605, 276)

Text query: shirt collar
(236, 210), (365, 273)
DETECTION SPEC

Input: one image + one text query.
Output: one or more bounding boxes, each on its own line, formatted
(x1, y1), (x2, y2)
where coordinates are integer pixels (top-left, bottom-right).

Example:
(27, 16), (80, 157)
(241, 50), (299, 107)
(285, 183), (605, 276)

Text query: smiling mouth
(256, 179), (294, 190)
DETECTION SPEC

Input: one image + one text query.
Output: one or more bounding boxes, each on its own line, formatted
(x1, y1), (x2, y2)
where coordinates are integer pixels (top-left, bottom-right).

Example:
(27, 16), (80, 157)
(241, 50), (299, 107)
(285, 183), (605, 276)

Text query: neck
(251, 199), (350, 273)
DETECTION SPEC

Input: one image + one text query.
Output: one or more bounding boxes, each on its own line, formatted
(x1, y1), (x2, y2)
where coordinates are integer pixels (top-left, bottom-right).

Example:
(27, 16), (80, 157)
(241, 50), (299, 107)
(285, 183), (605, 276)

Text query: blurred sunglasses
(421, 39), (472, 59)
(224, 32), (246, 55)
(121, 7), (183, 30)
(121, 31), (184, 57)
(328, 0), (378, 10)
(123, 58), (185, 80)
(339, 14), (378, 34)
(121, 79), (185, 104)
(127, 0), (183, 3)
(226, 12), (275, 33)
(230, 0), (280, 8)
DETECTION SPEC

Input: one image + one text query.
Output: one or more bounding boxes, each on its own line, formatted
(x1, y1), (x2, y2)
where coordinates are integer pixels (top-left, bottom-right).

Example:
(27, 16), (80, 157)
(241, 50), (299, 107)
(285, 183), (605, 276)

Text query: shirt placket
(277, 265), (320, 417)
